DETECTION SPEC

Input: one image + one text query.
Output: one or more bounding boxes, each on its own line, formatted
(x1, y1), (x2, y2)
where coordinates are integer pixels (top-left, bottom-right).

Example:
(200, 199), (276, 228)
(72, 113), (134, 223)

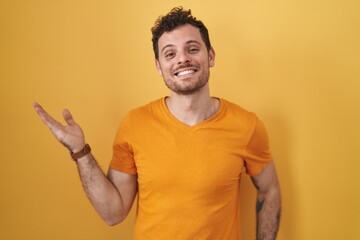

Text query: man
(34, 7), (281, 240)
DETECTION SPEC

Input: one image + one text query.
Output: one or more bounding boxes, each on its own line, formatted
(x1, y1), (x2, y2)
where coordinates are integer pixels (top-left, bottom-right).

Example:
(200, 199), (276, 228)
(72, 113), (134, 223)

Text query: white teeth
(177, 70), (194, 77)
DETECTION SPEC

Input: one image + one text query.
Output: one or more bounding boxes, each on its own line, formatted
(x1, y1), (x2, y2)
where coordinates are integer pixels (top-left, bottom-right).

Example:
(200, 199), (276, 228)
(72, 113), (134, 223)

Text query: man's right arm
(33, 103), (137, 225)
(76, 153), (137, 225)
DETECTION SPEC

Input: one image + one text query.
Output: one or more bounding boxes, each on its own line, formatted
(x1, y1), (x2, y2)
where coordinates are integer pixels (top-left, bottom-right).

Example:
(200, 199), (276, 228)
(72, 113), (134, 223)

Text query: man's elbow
(104, 213), (127, 226)
(258, 182), (281, 202)
(263, 185), (281, 206)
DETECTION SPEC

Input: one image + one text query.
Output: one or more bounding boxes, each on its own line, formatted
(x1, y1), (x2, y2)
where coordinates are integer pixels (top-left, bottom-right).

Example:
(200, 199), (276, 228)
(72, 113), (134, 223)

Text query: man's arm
(33, 103), (137, 225)
(251, 161), (281, 240)
(76, 153), (137, 225)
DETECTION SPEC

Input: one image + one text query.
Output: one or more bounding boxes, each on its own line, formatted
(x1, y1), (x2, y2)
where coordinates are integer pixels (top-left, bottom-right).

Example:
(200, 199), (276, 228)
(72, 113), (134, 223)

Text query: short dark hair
(151, 7), (212, 59)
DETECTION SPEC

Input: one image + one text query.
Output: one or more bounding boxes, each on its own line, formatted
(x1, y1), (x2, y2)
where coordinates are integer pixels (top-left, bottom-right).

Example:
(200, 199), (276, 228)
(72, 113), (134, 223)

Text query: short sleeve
(244, 117), (273, 176)
(109, 114), (137, 174)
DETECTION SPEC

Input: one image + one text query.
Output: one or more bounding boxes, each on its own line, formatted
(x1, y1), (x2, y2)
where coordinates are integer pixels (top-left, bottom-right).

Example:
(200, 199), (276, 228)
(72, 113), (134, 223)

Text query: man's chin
(174, 88), (201, 95)
(167, 84), (206, 95)
(164, 76), (209, 95)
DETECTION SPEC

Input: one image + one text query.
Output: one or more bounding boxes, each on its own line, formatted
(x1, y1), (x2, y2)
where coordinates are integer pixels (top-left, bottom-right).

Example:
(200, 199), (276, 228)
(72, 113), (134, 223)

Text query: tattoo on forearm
(256, 198), (281, 240)
(275, 209), (281, 232)
(256, 199), (264, 214)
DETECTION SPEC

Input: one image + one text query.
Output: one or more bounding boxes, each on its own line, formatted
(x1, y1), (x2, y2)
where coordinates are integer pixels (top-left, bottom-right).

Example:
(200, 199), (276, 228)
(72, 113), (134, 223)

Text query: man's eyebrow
(161, 44), (174, 54)
(186, 40), (201, 45)
(160, 40), (202, 54)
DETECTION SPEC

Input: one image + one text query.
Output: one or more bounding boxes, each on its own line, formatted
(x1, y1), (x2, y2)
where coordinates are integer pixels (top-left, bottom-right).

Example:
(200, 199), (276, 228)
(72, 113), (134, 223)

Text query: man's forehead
(158, 24), (203, 47)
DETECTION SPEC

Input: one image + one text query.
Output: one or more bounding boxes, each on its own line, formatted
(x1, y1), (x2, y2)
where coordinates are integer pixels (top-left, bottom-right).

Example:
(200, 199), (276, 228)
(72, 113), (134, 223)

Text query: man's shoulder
(122, 98), (164, 121)
(128, 98), (163, 114)
(220, 98), (255, 118)
(218, 98), (260, 135)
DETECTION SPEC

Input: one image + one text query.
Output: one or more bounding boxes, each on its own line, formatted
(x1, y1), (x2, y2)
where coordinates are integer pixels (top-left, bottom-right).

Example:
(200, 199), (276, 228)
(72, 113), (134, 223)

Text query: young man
(34, 7), (281, 240)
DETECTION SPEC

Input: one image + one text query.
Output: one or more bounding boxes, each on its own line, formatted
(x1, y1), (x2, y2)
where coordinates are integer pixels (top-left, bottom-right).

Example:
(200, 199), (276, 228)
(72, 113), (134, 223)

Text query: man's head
(152, 7), (215, 96)
(151, 7), (212, 60)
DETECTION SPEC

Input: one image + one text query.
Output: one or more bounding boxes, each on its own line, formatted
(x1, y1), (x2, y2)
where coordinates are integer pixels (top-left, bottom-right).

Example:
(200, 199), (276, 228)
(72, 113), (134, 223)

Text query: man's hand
(33, 102), (137, 225)
(33, 102), (86, 153)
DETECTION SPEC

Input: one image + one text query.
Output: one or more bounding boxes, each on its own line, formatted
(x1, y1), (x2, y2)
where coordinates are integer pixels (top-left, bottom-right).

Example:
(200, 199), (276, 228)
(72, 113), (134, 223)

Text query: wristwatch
(70, 144), (91, 160)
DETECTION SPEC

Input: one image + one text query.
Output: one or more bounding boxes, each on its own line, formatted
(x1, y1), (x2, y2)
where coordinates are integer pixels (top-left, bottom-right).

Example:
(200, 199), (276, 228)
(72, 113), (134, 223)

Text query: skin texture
(155, 24), (218, 127)
(155, 24), (215, 96)
(34, 23), (281, 238)
(33, 103), (137, 225)
(251, 161), (281, 240)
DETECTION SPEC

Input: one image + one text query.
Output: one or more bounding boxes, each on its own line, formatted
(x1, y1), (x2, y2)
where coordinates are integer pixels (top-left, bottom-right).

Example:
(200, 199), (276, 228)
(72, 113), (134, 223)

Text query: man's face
(155, 24), (215, 95)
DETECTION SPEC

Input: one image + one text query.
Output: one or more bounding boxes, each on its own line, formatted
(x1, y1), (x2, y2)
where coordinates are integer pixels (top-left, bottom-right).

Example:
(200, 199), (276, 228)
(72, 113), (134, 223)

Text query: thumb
(63, 109), (77, 126)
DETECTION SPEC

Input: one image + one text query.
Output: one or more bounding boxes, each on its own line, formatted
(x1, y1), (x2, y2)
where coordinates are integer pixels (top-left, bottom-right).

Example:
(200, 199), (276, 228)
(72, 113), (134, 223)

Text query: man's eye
(165, 52), (175, 58)
(189, 48), (199, 53)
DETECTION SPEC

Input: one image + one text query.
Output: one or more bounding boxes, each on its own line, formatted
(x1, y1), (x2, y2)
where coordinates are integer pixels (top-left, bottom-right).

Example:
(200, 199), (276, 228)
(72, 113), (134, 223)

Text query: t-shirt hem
(246, 160), (272, 176)
(109, 165), (137, 175)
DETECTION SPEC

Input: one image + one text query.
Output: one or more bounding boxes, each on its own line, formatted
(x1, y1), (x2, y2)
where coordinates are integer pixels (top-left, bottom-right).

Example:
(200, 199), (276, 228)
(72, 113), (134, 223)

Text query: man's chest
(131, 126), (248, 195)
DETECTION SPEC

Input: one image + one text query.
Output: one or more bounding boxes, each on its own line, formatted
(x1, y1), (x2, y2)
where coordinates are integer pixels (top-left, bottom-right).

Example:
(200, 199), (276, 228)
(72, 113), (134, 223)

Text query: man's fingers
(33, 102), (63, 130)
(34, 102), (53, 124)
(33, 102), (45, 117)
(34, 103), (85, 151)
(63, 109), (76, 126)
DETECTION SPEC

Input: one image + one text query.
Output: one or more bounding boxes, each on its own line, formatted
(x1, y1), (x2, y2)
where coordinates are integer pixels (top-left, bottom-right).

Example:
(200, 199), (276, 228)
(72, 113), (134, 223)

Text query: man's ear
(209, 47), (215, 67)
(155, 59), (163, 76)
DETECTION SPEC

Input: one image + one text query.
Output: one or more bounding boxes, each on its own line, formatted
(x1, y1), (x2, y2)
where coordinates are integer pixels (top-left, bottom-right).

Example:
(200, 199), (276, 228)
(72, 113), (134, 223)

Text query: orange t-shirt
(110, 98), (272, 240)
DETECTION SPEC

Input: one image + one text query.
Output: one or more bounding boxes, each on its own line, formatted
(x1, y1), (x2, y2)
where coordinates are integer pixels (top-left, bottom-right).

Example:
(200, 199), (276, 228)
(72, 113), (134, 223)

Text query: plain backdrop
(0, 0), (359, 239)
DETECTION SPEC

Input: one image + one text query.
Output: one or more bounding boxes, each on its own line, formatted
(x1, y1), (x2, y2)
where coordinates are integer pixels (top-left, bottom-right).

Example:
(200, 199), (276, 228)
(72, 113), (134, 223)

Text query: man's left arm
(251, 160), (281, 240)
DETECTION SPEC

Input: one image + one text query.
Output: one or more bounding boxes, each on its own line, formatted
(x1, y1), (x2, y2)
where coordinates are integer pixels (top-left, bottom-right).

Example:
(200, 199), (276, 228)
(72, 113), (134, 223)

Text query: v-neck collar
(160, 97), (225, 130)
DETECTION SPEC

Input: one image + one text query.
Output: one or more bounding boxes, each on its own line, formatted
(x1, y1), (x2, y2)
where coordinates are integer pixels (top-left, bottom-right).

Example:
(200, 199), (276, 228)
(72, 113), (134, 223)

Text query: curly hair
(151, 7), (212, 59)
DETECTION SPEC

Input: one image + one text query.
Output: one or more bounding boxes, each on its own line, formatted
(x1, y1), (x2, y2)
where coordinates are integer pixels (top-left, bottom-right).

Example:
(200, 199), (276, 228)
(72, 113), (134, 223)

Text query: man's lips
(174, 69), (197, 77)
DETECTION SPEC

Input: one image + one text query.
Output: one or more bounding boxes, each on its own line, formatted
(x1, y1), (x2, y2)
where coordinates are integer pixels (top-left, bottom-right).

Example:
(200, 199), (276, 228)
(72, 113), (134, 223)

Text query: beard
(163, 66), (210, 95)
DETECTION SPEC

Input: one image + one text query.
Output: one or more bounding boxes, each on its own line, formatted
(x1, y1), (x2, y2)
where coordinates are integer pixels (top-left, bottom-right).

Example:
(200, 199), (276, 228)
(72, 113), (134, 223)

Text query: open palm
(33, 103), (86, 153)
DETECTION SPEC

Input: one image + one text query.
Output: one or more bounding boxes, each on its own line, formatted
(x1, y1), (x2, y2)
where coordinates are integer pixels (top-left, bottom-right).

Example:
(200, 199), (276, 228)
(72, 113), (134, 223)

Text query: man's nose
(177, 51), (191, 65)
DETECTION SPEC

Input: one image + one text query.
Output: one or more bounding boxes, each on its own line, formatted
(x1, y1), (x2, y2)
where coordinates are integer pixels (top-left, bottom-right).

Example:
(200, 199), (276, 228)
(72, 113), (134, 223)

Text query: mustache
(174, 63), (195, 72)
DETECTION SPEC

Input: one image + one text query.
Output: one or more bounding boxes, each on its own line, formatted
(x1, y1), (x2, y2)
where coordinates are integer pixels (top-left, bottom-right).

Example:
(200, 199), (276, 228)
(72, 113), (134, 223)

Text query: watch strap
(70, 144), (91, 160)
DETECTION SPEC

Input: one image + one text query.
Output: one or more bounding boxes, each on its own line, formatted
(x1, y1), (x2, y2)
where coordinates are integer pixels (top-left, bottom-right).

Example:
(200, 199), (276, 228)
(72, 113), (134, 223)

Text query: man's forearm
(256, 188), (281, 240)
(76, 153), (124, 225)
(33, 103), (130, 225)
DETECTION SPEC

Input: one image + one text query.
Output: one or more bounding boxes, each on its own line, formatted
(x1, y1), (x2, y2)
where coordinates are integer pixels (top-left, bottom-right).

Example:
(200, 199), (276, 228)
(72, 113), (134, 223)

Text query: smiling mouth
(175, 69), (197, 77)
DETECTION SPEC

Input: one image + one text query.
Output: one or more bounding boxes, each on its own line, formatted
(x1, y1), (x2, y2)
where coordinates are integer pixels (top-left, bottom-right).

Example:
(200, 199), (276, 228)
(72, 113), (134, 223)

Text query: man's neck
(166, 86), (219, 126)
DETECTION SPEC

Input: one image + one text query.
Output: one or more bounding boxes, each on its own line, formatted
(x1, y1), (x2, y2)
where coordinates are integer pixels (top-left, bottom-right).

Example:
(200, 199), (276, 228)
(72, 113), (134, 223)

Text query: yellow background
(1, 0), (359, 239)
